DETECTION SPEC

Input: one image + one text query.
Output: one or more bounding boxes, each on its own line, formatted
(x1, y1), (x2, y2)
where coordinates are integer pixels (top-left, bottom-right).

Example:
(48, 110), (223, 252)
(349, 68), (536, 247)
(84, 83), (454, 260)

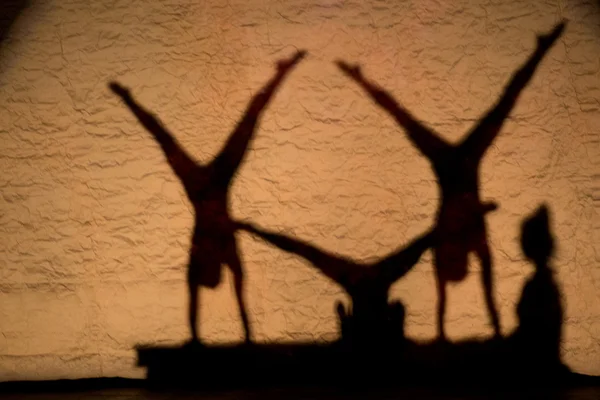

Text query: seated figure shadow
(510, 204), (564, 373)
(335, 21), (566, 340)
(109, 50), (306, 344)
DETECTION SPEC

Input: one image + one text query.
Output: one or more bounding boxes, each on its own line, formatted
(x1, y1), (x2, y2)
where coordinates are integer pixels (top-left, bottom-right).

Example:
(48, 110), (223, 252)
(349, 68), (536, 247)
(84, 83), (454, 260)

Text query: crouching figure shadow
(236, 221), (435, 347)
(109, 50), (306, 343)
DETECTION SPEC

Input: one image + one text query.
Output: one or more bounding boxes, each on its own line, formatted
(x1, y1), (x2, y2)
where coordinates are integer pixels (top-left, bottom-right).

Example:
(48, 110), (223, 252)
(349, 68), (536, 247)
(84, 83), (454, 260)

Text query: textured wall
(0, 0), (599, 381)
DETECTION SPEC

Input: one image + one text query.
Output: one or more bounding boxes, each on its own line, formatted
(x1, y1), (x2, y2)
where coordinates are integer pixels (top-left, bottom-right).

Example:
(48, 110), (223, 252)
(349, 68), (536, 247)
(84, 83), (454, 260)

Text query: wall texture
(0, 0), (599, 380)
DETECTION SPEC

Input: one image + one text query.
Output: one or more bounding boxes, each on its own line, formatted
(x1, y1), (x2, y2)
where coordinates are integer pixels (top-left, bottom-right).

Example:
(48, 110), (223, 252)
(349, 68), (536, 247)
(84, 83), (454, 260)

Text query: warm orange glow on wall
(0, 0), (598, 381)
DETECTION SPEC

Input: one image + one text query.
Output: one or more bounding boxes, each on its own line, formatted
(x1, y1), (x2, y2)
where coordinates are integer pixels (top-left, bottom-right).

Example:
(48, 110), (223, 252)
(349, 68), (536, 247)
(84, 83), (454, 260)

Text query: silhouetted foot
(537, 20), (567, 49)
(108, 81), (131, 99)
(277, 50), (307, 72)
(335, 60), (362, 80)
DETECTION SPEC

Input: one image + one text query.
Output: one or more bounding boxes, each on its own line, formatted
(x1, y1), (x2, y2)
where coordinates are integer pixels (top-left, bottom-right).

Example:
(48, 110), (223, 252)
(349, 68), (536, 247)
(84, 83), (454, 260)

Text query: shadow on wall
(109, 51), (307, 345)
(510, 204), (564, 369)
(335, 21), (565, 341)
(136, 205), (572, 390)
(0, 0), (30, 44)
(108, 21), (594, 391)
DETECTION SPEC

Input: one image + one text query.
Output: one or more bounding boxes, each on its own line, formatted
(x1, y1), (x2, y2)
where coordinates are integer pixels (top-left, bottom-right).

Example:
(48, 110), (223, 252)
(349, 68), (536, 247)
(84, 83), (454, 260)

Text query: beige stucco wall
(0, 0), (599, 381)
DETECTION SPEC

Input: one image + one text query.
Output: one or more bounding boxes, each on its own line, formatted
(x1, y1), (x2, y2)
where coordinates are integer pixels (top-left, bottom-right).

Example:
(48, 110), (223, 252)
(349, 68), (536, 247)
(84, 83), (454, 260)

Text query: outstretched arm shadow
(238, 221), (436, 294)
(109, 50), (308, 343)
(374, 230), (434, 286)
(236, 222), (357, 291)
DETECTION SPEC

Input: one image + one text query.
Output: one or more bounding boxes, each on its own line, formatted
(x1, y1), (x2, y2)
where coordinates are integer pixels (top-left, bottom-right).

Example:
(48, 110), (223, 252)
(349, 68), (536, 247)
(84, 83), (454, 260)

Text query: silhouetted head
(520, 204), (554, 265)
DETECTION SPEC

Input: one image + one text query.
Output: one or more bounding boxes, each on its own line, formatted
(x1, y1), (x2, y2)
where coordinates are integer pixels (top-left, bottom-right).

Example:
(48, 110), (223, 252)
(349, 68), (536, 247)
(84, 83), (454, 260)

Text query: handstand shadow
(109, 50), (306, 344)
(335, 21), (567, 340)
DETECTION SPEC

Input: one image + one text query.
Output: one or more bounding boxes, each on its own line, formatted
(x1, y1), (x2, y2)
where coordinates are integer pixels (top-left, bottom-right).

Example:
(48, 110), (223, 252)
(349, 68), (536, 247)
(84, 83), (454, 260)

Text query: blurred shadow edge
(0, 0), (31, 44)
(134, 340), (600, 391)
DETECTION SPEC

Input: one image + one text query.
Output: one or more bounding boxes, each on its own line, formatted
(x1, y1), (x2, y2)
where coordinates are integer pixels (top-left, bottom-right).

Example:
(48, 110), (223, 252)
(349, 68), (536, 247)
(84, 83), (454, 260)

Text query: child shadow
(510, 204), (564, 373)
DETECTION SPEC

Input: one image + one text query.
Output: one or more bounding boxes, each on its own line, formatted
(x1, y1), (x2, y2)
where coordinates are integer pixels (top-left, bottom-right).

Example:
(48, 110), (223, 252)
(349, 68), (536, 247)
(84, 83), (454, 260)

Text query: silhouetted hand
(537, 20), (567, 49)
(108, 81), (131, 99)
(277, 50), (308, 72)
(335, 60), (363, 80)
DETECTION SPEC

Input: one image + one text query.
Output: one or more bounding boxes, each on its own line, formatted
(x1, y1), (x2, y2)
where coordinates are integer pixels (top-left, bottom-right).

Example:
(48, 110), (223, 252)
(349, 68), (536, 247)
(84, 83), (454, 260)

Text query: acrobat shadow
(109, 50), (306, 344)
(335, 21), (566, 340)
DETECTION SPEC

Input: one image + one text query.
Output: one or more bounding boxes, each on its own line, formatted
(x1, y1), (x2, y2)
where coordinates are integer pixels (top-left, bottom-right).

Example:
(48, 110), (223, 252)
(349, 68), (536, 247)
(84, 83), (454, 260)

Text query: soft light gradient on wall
(0, 0), (599, 380)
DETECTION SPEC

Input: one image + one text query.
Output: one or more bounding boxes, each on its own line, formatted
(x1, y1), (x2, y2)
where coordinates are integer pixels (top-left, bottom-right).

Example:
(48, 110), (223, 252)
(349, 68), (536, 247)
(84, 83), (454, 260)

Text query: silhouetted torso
(434, 151), (483, 230)
(434, 150), (480, 197)
(191, 187), (231, 235)
(431, 150), (485, 281)
(342, 277), (405, 347)
(516, 266), (563, 360)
